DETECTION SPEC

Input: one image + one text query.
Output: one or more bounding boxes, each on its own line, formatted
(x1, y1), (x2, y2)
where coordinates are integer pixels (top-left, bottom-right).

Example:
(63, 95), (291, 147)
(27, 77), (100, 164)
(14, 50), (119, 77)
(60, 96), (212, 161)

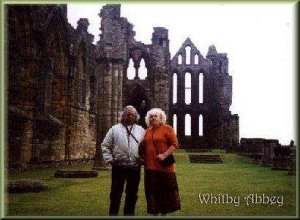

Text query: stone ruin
(239, 138), (296, 174)
(8, 180), (47, 193)
(170, 39), (239, 149)
(6, 4), (244, 169)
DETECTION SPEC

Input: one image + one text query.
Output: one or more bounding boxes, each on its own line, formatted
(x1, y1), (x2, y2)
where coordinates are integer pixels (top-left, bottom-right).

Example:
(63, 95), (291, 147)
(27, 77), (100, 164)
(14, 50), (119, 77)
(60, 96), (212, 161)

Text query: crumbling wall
(170, 40), (239, 148)
(7, 5), (97, 168)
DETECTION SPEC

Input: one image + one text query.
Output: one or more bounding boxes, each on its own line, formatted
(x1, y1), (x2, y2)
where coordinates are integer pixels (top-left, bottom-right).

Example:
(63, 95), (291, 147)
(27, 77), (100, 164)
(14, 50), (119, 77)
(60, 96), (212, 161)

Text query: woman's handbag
(159, 154), (175, 166)
(152, 130), (175, 167)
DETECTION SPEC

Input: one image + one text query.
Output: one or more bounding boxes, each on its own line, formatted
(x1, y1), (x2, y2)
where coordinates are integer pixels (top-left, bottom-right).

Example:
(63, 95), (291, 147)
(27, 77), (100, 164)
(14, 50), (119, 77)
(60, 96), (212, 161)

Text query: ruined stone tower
(93, 5), (170, 168)
(170, 39), (239, 148)
(96, 4), (170, 136)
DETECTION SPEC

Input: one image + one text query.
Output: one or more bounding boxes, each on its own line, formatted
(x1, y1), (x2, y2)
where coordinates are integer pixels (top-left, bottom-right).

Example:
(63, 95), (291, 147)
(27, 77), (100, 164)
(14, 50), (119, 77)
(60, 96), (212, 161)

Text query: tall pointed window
(199, 73), (204, 103)
(173, 114), (177, 134)
(194, 54), (199, 65)
(178, 54), (182, 65)
(185, 72), (191, 105)
(127, 58), (135, 80)
(185, 114), (191, 136)
(172, 73), (177, 104)
(185, 46), (191, 65)
(138, 58), (147, 79)
(199, 114), (203, 136)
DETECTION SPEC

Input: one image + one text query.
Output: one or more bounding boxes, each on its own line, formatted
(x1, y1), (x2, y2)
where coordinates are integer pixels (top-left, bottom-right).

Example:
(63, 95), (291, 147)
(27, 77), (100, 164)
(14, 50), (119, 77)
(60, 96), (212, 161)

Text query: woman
(139, 108), (181, 215)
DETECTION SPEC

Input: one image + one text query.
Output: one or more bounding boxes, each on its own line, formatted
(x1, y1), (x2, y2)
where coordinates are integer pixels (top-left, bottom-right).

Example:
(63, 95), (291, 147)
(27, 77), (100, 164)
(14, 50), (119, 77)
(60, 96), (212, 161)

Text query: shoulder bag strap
(124, 125), (139, 144)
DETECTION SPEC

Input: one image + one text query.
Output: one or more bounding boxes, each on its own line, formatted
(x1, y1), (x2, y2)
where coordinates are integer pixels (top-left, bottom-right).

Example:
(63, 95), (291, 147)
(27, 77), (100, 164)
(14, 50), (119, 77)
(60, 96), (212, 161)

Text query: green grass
(5, 152), (296, 217)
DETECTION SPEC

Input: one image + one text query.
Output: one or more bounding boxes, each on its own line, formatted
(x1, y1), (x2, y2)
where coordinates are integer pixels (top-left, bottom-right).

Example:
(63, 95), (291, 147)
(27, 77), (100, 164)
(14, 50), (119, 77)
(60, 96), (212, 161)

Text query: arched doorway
(126, 84), (150, 128)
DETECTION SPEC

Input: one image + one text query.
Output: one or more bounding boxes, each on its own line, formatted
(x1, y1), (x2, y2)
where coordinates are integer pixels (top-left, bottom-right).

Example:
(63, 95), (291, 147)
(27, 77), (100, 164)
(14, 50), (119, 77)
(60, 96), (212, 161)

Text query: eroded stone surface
(54, 170), (98, 178)
(8, 180), (47, 193)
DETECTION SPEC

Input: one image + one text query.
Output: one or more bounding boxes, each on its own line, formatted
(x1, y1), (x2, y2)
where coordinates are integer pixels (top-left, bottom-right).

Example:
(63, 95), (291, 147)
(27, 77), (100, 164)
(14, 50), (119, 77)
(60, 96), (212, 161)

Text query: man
(101, 106), (145, 216)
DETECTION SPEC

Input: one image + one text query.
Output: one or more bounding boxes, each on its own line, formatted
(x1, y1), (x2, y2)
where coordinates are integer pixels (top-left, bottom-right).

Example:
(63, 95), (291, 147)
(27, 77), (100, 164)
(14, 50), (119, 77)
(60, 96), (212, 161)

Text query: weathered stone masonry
(7, 4), (238, 169)
(170, 40), (239, 148)
(8, 5), (97, 168)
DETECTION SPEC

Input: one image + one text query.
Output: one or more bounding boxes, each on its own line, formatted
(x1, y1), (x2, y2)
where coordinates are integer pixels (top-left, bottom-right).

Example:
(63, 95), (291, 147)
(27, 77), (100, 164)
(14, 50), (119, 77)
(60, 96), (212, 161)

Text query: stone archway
(126, 84), (150, 128)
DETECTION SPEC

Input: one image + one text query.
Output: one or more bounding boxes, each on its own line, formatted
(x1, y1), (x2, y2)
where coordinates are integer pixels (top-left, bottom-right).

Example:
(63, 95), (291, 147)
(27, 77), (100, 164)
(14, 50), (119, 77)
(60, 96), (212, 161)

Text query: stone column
(161, 71), (169, 116)
(219, 116), (224, 148)
(178, 72), (184, 105)
(177, 111), (185, 142)
(97, 64), (105, 141)
(102, 62), (113, 132)
(111, 64), (119, 124)
(118, 64), (123, 118)
(191, 72), (198, 105)
(191, 111), (198, 138)
(288, 141), (296, 175)
(93, 63), (110, 170)
(20, 120), (33, 169)
(93, 115), (108, 170)
(231, 114), (239, 150)
(134, 66), (139, 80)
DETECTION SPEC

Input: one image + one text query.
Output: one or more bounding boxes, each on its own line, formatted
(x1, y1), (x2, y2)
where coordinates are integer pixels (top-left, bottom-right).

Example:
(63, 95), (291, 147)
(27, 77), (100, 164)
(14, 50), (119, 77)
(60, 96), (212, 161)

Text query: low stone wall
(54, 170), (98, 178)
(8, 180), (47, 193)
(7, 159), (95, 173)
(238, 138), (295, 173)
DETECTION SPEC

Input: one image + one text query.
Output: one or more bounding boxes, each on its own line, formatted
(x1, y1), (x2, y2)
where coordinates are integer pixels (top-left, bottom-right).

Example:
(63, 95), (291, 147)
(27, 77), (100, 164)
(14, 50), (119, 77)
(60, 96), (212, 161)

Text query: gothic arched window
(199, 72), (204, 103)
(127, 58), (135, 80)
(199, 114), (203, 136)
(185, 114), (191, 136)
(172, 73), (177, 104)
(194, 54), (199, 65)
(173, 114), (177, 134)
(138, 58), (147, 79)
(185, 46), (191, 65)
(178, 54), (182, 65)
(185, 72), (191, 105)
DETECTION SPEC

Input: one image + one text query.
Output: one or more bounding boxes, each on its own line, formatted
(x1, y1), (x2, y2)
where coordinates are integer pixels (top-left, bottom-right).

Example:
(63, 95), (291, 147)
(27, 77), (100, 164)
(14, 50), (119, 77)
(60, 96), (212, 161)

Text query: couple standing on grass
(101, 105), (181, 216)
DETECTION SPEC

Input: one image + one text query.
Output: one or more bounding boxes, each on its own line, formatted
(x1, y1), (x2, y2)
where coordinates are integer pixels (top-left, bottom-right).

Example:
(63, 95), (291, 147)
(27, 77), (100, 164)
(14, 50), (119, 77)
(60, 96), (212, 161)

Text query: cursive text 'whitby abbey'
(198, 193), (284, 207)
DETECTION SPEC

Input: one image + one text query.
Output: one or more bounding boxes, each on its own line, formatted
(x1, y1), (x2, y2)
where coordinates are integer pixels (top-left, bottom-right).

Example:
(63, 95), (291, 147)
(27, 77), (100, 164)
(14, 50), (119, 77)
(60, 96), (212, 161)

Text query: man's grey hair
(145, 108), (167, 127)
(120, 105), (140, 123)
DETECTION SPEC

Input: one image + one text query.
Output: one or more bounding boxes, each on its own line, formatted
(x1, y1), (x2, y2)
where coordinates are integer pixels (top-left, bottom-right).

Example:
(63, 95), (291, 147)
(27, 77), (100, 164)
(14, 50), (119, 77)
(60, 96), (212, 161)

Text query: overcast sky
(67, 2), (296, 145)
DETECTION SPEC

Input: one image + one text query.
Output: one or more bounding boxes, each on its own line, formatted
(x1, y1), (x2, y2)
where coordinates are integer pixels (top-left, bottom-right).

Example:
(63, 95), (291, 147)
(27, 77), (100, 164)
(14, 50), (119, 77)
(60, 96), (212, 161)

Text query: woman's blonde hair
(145, 108), (167, 127)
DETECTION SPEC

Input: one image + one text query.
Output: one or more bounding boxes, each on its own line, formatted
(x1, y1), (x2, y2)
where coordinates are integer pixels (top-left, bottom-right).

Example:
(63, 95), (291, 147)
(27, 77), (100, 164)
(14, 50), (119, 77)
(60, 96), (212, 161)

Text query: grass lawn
(5, 151), (297, 217)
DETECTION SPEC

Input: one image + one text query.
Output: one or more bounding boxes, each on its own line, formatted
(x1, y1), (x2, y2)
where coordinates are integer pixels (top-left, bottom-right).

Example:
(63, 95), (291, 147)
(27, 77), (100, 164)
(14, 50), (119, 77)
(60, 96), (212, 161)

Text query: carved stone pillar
(118, 64), (123, 117)
(103, 62), (113, 130)
(93, 63), (110, 170)
(111, 64), (119, 124)
(20, 120), (33, 168)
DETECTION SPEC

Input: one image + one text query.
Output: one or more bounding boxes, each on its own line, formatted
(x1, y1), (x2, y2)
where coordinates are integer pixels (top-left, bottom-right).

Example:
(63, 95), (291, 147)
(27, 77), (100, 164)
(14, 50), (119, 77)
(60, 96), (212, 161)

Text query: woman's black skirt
(144, 170), (181, 214)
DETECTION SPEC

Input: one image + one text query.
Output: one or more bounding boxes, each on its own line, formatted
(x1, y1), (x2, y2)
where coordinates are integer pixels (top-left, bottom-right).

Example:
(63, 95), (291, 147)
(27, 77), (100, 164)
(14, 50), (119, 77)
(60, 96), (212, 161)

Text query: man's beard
(124, 118), (135, 125)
